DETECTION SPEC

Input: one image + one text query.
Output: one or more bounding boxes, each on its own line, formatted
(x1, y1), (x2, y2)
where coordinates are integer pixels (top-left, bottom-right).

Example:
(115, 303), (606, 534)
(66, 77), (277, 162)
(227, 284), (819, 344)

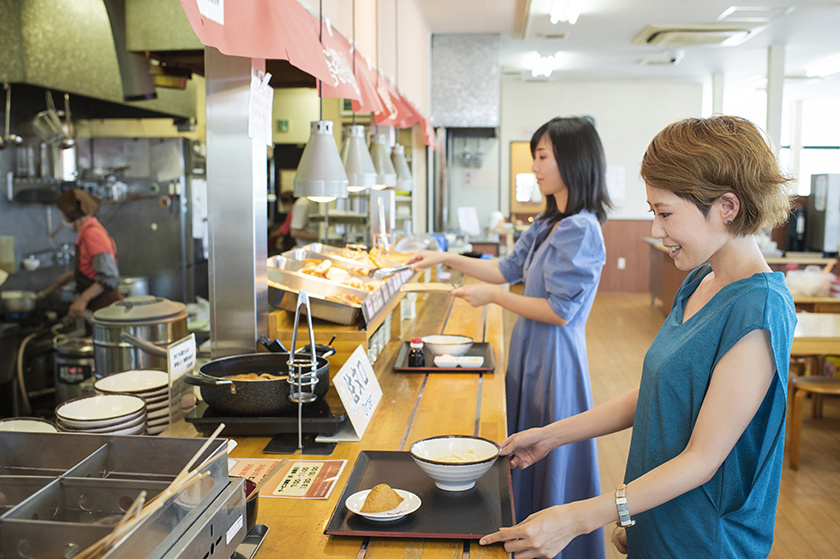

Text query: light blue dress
(626, 265), (796, 558)
(498, 211), (606, 559)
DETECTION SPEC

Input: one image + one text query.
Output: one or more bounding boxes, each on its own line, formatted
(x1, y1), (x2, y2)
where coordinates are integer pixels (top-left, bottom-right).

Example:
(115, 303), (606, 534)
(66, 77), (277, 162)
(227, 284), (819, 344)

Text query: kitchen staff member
(407, 116), (612, 559)
(480, 115), (796, 558)
(52, 189), (121, 318)
(290, 196), (321, 246)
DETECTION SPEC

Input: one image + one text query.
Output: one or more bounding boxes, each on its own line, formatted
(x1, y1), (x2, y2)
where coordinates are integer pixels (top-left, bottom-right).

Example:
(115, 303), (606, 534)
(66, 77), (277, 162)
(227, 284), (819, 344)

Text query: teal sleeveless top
(625, 265), (796, 558)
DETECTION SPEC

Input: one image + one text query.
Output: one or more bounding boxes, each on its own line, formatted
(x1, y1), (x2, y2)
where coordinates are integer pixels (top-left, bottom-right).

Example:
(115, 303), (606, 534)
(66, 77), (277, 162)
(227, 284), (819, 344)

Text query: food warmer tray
(325, 450), (514, 539)
(269, 251), (414, 326)
(267, 263), (365, 326)
(0, 431), (249, 559)
(284, 242), (400, 274)
(393, 342), (495, 373)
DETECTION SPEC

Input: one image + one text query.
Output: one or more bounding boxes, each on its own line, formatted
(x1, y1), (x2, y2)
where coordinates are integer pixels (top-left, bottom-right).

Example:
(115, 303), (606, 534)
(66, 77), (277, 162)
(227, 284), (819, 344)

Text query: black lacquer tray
(392, 342), (495, 373)
(325, 450), (514, 539)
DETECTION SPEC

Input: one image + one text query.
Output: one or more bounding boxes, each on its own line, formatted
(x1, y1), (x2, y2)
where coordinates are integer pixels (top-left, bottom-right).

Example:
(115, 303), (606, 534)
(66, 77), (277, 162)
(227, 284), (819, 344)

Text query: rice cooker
(91, 295), (188, 377)
(53, 336), (95, 403)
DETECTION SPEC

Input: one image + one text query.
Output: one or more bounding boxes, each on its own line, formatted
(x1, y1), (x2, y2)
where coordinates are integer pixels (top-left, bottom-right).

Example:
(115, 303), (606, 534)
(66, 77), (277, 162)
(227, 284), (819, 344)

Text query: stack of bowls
(55, 393), (147, 435)
(94, 370), (170, 435)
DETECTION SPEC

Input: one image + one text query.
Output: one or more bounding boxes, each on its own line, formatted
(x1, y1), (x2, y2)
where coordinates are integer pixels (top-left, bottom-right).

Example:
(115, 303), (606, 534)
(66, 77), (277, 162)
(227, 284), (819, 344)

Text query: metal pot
(118, 277), (150, 299)
(1, 290), (38, 317)
(91, 295), (188, 377)
(185, 353), (330, 416)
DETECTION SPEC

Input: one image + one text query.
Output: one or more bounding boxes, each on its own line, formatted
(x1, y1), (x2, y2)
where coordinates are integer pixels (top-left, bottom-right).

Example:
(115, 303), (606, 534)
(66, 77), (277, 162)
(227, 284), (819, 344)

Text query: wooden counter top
(228, 275), (509, 558)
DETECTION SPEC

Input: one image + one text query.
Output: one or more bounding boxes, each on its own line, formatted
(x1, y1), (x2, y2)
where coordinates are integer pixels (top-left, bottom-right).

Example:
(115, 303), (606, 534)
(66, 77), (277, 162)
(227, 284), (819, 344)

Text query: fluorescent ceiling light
(806, 53), (840, 78)
(550, 0), (580, 24)
(529, 51), (562, 78)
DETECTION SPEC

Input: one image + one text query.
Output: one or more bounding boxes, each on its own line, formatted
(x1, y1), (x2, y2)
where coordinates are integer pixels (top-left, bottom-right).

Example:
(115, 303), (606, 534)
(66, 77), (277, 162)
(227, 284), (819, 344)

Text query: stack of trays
(94, 370), (171, 435)
(55, 393), (147, 435)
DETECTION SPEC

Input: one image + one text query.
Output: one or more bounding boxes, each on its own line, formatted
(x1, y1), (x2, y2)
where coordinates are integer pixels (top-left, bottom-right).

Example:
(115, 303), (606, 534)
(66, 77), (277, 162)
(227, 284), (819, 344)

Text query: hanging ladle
(1, 83), (23, 150)
(59, 93), (75, 150)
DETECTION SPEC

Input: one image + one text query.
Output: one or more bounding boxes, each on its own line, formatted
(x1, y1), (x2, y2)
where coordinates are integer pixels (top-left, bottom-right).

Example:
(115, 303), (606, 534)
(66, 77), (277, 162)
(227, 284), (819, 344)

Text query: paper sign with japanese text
(229, 458), (346, 499)
(166, 334), (197, 426)
(317, 344), (381, 442)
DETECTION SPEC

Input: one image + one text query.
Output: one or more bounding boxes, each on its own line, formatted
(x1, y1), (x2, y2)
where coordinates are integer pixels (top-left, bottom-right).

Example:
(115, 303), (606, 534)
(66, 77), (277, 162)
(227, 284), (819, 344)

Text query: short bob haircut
(640, 115), (794, 236)
(530, 116), (612, 226)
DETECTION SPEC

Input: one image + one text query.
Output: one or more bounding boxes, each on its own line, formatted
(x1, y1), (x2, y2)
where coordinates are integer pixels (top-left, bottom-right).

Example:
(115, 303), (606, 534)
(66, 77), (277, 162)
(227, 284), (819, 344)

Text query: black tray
(393, 342), (495, 373)
(185, 390), (346, 437)
(325, 450), (514, 539)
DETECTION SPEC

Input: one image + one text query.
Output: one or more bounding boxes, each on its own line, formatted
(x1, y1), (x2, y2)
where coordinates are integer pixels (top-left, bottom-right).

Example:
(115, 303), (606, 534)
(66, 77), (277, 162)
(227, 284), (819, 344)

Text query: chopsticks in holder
(73, 423), (227, 559)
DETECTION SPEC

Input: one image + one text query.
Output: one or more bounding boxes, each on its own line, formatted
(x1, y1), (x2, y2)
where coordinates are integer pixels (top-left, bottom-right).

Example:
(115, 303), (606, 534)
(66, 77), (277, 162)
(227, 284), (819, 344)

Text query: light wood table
(790, 312), (840, 376)
(228, 275), (509, 558)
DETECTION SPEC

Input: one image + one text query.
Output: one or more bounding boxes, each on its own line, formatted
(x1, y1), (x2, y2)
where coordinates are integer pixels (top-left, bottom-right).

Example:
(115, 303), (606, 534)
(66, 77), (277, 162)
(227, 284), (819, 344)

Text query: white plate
(345, 489), (421, 521)
(433, 355), (460, 368)
(0, 418), (59, 433)
(147, 415), (169, 426)
(56, 394), (146, 423)
(94, 370), (169, 394)
(146, 399), (170, 412)
(457, 356), (484, 368)
(57, 403), (146, 429)
(147, 424), (167, 435)
(147, 407), (170, 421)
(59, 413), (147, 433)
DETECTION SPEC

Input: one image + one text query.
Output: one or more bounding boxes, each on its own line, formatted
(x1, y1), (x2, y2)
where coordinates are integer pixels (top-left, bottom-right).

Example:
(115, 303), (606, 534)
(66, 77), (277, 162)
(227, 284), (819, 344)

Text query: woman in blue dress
(479, 115), (797, 558)
(407, 116), (612, 559)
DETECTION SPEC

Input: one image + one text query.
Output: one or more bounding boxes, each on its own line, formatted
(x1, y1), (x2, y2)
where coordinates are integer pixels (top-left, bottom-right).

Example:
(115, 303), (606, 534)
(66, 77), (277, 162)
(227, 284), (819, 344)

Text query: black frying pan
(185, 353), (330, 416)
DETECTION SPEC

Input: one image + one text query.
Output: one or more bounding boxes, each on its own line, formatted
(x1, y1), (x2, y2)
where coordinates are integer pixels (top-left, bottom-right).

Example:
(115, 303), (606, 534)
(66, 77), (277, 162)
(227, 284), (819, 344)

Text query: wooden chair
(787, 376), (840, 470)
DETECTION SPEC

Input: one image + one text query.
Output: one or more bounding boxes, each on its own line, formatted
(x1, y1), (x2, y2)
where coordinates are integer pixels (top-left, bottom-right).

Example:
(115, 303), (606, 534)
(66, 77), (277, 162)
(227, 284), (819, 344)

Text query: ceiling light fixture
(342, 124), (377, 192)
(550, 0), (580, 25)
(370, 133), (397, 190)
(390, 0), (412, 193)
(805, 52), (840, 78)
(391, 143), (413, 191)
(293, 0), (349, 203)
(340, 0), (376, 194)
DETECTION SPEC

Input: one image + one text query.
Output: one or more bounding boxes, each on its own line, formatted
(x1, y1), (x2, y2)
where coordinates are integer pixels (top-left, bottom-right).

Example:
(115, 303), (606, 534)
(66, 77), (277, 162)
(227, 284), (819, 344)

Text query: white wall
(500, 79), (703, 220)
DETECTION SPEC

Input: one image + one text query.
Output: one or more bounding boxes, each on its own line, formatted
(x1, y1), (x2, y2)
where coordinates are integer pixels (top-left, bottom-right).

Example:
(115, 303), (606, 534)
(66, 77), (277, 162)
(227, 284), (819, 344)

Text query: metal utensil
(2, 83), (23, 149)
(369, 264), (411, 280)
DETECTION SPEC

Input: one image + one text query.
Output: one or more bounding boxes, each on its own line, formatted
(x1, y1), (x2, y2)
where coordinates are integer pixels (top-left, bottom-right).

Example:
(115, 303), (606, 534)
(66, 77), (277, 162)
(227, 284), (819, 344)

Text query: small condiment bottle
(408, 337), (425, 367)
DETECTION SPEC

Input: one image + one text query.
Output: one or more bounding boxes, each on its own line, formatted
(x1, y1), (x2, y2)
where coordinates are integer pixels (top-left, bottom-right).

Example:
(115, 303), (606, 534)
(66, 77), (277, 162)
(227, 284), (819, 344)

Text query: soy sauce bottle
(408, 337), (425, 367)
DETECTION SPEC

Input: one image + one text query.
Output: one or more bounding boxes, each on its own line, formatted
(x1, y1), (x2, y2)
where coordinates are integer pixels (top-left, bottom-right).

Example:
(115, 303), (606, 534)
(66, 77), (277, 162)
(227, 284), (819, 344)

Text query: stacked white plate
(55, 393), (148, 435)
(0, 417), (59, 433)
(94, 370), (170, 435)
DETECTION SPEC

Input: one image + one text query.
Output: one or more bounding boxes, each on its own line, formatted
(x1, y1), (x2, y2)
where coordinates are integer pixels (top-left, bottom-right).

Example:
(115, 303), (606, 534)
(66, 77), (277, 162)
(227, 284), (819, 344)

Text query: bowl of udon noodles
(409, 435), (501, 491)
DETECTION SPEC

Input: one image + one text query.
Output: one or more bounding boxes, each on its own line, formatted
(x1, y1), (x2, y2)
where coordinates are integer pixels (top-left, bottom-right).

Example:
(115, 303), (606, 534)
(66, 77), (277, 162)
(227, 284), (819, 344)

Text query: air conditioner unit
(633, 23), (765, 47)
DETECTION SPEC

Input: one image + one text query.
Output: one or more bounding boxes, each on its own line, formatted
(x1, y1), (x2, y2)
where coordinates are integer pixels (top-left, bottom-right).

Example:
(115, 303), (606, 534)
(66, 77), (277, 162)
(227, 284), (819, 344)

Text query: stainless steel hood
(0, 0), (195, 120)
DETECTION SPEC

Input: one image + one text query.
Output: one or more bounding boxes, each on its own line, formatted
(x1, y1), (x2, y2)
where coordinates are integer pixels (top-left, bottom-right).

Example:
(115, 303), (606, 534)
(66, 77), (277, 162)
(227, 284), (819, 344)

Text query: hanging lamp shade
(340, 125), (377, 193)
(369, 134), (397, 190)
(391, 144), (413, 191)
(294, 120), (349, 202)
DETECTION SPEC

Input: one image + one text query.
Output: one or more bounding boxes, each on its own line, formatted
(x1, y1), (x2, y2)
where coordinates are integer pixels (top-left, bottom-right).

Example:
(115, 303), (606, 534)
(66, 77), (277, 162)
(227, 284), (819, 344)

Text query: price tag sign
(317, 345), (381, 442)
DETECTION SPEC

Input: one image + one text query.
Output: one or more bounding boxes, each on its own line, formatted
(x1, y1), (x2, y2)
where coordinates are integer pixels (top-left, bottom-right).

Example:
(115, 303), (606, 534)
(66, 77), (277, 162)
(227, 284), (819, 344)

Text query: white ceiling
(417, 0), (840, 100)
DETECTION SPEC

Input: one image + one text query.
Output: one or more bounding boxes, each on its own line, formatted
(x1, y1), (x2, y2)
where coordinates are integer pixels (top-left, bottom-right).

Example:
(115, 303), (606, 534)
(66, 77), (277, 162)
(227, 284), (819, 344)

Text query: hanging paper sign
(196, 0), (224, 25)
(317, 345), (381, 442)
(249, 69), (274, 146)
